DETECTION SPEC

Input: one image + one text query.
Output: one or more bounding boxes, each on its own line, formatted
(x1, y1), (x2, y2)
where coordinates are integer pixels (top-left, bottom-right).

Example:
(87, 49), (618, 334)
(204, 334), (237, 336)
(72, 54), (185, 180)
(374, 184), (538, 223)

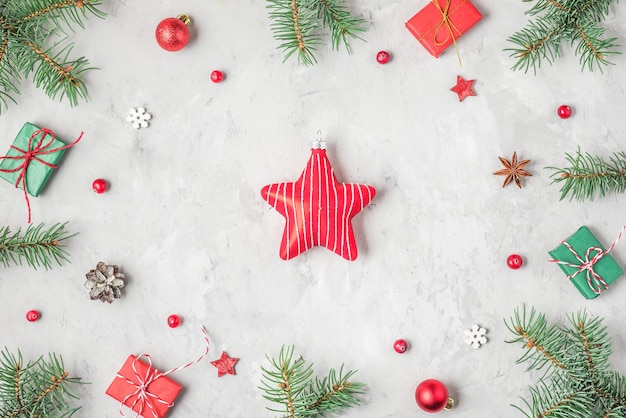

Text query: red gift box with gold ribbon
(405, 0), (482, 58)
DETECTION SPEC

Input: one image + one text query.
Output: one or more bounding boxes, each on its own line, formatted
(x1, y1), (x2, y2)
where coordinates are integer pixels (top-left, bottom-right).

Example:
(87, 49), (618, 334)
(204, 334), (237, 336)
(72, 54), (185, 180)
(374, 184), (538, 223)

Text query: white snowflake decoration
(464, 324), (487, 349)
(126, 107), (151, 129)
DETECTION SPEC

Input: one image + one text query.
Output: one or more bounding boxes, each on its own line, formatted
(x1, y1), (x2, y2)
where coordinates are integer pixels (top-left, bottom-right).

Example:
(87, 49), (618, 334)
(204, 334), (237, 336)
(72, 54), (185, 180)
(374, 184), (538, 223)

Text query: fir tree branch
(266, 0), (366, 65)
(506, 0), (619, 73)
(505, 306), (568, 371)
(0, 222), (75, 270)
(259, 345), (363, 417)
(546, 149), (626, 201)
(306, 366), (364, 413)
(0, 349), (82, 418)
(314, 0), (366, 52)
(506, 307), (626, 417)
(0, 0), (104, 112)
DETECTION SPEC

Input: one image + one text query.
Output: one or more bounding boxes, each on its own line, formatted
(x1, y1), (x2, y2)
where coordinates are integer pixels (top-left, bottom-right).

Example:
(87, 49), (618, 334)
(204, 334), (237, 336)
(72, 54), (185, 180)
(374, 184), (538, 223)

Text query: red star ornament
(261, 143), (376, 261)
(450, 75), (476, 101)
(211, 351), (238, 377)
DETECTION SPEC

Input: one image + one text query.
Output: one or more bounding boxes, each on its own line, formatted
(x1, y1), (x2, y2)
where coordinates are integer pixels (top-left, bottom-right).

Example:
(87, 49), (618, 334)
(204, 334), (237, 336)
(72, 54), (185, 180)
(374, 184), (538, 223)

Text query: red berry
(393, 339), (408, 353)
(92, 179), (107, 194)
(167, 314), (181, 328)
(507, 254), (523, 269)
(376, 51), (390, 64)
(211, 70), (224, 83)
(26, 310), (40, 322)
(557, 105), (572, 119)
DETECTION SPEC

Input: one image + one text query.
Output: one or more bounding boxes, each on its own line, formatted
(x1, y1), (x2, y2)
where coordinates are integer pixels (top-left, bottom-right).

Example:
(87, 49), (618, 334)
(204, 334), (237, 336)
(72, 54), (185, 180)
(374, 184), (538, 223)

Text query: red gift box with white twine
(106, 327), (209, 418)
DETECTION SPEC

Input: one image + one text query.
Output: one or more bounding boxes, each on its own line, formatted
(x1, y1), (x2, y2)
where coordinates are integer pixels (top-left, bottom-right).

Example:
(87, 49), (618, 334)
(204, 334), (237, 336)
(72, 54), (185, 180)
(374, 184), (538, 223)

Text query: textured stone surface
(1, 1), (626, 416)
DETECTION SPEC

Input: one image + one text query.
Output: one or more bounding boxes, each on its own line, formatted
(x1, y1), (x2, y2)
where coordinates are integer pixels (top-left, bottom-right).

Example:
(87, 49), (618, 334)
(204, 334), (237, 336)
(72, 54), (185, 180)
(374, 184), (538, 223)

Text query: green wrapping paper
(548, 226), (623, 299)
(0, 122), (69, 196)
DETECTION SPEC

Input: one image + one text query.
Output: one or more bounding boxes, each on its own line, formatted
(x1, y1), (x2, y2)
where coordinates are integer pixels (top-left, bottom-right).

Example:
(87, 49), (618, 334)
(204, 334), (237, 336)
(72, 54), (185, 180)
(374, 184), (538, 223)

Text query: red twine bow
(549, 226), (626, 295)
(0, 128), (82, 223)
(117, 326), (210, 418)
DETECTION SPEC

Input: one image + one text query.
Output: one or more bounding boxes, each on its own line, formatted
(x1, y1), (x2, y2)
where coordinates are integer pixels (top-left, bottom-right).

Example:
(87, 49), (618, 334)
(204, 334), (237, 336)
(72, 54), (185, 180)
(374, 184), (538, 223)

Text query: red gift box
(405, 0), (482, 58)
(106, 355), (182, 418)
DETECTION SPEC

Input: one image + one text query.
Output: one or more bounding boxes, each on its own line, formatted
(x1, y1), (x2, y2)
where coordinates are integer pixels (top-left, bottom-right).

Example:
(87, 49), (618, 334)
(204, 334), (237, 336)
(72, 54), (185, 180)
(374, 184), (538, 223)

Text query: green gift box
(548, 226), (624, 299)
(0, 122), (70, 197)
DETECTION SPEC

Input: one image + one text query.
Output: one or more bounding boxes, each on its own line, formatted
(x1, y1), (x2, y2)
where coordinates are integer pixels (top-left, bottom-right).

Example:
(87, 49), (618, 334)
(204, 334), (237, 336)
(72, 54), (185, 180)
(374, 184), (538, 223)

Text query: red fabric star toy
(450, 75), (476, 101)
(211, 351), (238, 377)
(261, 142), (376, 261)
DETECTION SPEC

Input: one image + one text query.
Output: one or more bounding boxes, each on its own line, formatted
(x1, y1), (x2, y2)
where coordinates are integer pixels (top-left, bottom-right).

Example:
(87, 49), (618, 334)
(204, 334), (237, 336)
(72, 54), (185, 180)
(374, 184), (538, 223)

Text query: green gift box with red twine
(548, 226), (625, 299)
(0, 122), (82, 223)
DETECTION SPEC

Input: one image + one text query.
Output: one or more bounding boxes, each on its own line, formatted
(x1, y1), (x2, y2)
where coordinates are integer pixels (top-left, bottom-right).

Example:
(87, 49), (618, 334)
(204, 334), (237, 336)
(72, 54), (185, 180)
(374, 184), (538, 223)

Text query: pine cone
(84, 262), (125, 303)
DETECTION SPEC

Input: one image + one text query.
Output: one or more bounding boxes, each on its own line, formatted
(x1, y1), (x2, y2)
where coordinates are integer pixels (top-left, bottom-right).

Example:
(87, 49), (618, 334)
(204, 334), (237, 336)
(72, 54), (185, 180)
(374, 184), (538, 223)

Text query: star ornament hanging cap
(261, 141), (376, 261)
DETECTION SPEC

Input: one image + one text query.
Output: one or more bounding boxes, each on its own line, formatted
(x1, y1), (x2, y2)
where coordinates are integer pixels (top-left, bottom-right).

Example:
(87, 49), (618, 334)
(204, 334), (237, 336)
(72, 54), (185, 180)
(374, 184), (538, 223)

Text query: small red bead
(557, 105), (572, 119)
(26, 310), (40, 322)
(167, 314), (181, 328)
(211, 70), (224, 83)
(507, 254), (523, 269)
(92, 179), (107, 194)
(393, 339), (408, 353)
(376, 50), (390, 64)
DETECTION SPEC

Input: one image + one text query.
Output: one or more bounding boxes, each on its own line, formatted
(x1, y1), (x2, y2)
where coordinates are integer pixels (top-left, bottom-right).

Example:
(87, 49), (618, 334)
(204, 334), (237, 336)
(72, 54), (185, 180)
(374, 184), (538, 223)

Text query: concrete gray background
(1, 0), (626, 416)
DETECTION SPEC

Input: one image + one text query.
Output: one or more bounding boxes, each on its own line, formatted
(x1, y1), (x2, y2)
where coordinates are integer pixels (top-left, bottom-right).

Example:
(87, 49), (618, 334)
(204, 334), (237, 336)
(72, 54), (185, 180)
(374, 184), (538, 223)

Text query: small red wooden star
(450, 75), (476, 101)
(211, 351), (238, 377)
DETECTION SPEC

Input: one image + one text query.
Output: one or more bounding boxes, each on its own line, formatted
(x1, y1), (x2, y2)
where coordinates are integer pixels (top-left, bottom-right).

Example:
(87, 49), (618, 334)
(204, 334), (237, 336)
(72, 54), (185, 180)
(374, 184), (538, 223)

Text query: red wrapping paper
(106, 355), (182, 418)
(405, 0), (482, 58)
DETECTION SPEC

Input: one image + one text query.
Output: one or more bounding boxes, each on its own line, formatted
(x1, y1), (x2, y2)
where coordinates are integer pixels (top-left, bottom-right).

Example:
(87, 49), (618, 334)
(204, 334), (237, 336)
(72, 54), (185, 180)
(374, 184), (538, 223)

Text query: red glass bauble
(167, 314), (182, 328)
(376, 50), (390, 64)
(507, 254), (523, 269)
(415, 379), (451, 412)
(211, 70), (224, 83)
(92, 178), (107, 193)
(393, 339), (408, 353)
(156, 15), (191, 52)
(557, 105), (572, 119)
(26, 310), (40, 322)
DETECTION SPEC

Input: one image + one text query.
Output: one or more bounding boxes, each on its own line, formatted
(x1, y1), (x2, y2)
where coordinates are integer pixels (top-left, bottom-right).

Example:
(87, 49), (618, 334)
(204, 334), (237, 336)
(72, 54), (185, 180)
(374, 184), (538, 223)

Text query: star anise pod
(494, 152), (532, 189)
(84, 262), (125, 303)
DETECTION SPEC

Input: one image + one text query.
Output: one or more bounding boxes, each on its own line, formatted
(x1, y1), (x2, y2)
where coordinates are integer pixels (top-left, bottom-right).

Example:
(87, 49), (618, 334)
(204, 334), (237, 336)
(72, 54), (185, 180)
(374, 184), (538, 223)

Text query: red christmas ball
(376, 50), (391, 64)
(92, 178), (107, 193)
(156, 15), (191, 52)
(557, 105), (572, 119)
(167, 314), (182, 328)
(26, 310), (40, 322)
(393, 339), (408, 353)
(210, 70), (224, 83)
(415, 379), (453, 413)
(507, 254), (523, 269)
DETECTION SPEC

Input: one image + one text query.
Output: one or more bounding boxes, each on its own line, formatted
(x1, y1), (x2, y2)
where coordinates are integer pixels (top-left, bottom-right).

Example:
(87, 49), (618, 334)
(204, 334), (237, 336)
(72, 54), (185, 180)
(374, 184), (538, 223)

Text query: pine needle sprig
(505, 306), (626, 417)
(0, 222), (75, 270)
(0, 348), (83, 418)
(259, 345), (364, 417)
(0, 0), (105, 113)
(267, 0), (323, 66)
(546, 149), (626, 202)
(505, 0), (620, 73)
(313, 0), (366, 53)
(266, 0), (366, 65)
